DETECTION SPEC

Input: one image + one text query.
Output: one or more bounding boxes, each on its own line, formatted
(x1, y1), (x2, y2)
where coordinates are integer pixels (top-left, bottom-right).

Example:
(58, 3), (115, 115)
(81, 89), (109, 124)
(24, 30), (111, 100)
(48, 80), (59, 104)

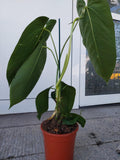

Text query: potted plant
(6, 0), (116, 160)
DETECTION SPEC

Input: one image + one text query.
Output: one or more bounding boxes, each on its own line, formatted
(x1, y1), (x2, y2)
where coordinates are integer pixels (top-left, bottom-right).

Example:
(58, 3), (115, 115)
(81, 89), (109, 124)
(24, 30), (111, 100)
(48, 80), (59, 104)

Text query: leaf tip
(81, 119), (86, 128)
(9, 103), (13, 109)
(37, 114), (41, 120)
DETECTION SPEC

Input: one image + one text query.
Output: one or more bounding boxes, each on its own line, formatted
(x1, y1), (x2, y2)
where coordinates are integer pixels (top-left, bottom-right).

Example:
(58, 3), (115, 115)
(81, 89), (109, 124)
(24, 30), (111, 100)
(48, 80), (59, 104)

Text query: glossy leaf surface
(7, 16), (56, 107)
(7, 16), (56, 85)
(77, 0), (116, 82)
(10, 42), (46, 107)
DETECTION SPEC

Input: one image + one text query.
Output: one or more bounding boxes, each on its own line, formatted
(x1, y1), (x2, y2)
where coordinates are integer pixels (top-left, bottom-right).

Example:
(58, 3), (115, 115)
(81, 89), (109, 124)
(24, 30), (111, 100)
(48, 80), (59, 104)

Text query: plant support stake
(58, 18), (61, 78)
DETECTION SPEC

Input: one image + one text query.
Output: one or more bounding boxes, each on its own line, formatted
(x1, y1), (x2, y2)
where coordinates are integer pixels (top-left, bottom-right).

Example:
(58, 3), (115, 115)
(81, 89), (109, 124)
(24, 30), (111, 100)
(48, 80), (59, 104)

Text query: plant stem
(55, 18), (79, 117)
(58, 18), (61, 79)
(60, 20), (78, 58)
(43, 46), (58, 65)
(56, 17), (79, 89)
(44, 28), (59, 62)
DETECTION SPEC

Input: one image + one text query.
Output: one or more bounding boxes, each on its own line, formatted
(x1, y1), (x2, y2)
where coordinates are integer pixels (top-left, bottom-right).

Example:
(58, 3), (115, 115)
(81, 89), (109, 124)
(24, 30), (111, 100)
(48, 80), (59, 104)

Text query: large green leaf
(62, 113), (86, 127)
(7, 16), (56, 85)
(36, 87), (52, 120)
(77, 0), (116, 82)
(10, 42), (46, 107)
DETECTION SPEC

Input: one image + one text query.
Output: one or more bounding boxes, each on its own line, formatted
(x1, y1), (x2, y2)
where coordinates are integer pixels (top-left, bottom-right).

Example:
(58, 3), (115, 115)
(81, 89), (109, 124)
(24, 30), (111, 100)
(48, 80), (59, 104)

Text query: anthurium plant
(7, 0), (116, 132)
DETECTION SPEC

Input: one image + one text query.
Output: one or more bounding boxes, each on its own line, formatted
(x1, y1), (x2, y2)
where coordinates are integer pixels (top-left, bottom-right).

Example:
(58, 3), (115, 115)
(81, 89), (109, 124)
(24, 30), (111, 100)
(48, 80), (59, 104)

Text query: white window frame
(79, 11), (120, 107)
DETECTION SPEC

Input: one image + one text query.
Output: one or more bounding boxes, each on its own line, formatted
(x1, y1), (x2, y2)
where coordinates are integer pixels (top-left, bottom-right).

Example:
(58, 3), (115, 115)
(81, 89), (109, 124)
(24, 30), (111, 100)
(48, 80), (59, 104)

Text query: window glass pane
(108, 0), (120, 14)
(85, 20), (120, 96)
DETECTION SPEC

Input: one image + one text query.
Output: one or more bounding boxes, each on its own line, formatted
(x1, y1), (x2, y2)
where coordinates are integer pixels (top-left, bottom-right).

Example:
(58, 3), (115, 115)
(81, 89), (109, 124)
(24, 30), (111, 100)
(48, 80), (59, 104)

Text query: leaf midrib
(13, 44), (45, 97)
(26, 45), (44, 88)
(86, 7), (100, 60)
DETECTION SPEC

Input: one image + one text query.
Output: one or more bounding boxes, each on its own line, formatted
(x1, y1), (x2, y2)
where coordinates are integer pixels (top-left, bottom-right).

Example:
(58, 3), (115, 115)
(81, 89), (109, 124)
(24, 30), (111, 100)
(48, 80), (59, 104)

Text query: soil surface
(42, 118), (78, 134)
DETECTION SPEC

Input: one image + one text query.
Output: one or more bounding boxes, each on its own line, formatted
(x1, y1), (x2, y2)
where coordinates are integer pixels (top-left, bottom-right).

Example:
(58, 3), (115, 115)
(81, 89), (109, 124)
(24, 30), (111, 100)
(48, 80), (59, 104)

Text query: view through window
(85, 1), (120, 96)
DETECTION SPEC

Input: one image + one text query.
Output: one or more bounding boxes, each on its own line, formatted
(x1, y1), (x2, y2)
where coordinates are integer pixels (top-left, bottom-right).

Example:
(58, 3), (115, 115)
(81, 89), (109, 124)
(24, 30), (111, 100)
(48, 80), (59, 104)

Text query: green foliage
(7, 0), (116, 128)
(7, 17), (56, 85)
(51, 81), (76, 114)
(36, 87), (52, 119)
(62, 113), (86, 128)
(7, 17), (56, 107)
(77, 0), (116, 82)
(10, 42), (46, 107)
(60, 82), (76, 114)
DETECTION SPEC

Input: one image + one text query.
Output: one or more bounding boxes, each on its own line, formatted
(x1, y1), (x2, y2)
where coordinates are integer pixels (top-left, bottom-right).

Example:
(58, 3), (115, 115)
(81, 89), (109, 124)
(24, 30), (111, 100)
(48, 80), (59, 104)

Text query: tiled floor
(0, 104), (120, 160)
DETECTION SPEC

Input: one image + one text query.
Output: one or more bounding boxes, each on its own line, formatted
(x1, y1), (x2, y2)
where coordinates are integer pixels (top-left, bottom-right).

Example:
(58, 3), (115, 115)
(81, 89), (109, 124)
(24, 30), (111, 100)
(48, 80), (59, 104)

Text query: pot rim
(40, 122), (79, 137)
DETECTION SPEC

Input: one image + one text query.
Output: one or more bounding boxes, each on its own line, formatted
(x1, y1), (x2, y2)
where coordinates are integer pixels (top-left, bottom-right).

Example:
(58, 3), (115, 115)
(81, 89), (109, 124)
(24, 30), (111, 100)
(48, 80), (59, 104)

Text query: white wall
(0, 0), (81, 114)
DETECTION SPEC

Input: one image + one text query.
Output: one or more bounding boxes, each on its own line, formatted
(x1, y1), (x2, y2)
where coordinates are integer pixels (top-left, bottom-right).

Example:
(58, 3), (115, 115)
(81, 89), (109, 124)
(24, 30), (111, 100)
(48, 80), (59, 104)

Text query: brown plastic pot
(41, 123), (78, 160)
